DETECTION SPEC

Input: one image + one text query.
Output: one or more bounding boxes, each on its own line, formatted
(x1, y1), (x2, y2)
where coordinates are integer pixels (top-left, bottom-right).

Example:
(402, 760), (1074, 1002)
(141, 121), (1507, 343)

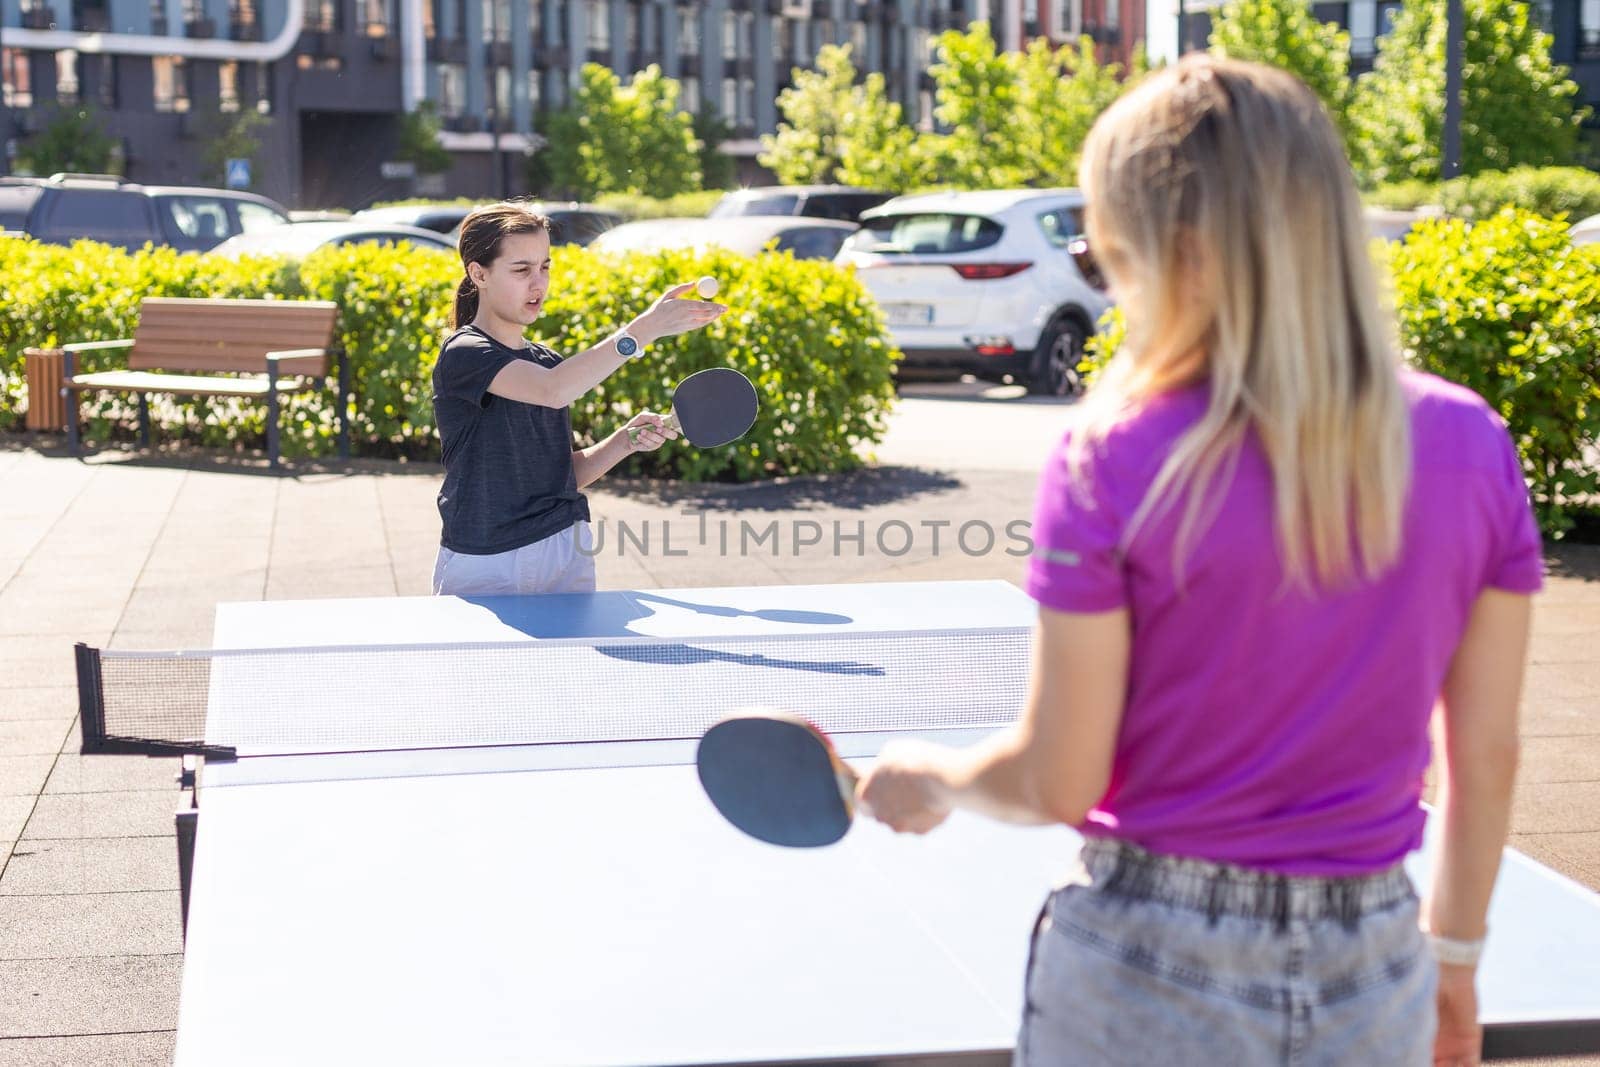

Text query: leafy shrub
(0, 235), (898, 481)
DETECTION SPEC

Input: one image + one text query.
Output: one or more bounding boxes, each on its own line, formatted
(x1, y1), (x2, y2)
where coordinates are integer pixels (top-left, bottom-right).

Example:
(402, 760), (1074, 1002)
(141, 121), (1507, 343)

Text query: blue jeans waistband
(1074, 838), (1416, 928)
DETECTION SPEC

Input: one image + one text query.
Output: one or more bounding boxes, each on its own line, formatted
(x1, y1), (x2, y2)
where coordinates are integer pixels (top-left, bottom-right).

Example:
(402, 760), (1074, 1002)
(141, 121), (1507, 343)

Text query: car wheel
(1027, 319), (1085, 398)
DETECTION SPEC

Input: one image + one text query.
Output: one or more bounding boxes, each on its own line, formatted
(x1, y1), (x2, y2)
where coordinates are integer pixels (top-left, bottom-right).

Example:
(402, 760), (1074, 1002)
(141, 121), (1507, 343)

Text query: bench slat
(127, 299), (339, 374)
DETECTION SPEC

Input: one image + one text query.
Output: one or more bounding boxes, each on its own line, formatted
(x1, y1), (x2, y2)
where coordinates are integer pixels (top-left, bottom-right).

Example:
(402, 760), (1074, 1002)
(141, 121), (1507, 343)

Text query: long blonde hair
(1073, 55), (1410, 589)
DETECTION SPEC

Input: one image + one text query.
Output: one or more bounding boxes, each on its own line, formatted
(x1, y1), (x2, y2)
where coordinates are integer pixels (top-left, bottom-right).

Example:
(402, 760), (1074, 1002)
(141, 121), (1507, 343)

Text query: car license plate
(883, 303), (935, 326)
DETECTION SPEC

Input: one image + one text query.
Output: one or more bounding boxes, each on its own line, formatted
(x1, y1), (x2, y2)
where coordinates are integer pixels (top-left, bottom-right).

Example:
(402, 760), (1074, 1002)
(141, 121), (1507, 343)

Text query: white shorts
(432, 521), (597, 596)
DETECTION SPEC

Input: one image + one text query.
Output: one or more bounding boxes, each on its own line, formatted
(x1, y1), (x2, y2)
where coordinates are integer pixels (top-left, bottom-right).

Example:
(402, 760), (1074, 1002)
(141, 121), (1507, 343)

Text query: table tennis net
(77, 627), (1031, 758)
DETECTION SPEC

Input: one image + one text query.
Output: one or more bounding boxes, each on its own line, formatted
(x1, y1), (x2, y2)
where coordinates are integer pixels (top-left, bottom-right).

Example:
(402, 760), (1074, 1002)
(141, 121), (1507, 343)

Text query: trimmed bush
(0, 235), (898, 481)
(1368, 165), (1600, 223)
(1389, 208), (1600, 535)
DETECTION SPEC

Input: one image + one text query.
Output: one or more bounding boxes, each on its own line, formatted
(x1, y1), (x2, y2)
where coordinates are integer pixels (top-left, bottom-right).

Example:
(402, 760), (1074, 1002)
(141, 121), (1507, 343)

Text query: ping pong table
(74, 580), (1600, 1065)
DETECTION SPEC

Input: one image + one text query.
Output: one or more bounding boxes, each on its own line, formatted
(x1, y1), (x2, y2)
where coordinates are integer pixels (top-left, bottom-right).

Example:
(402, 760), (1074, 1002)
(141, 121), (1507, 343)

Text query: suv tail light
(950, 262), (1033, 280)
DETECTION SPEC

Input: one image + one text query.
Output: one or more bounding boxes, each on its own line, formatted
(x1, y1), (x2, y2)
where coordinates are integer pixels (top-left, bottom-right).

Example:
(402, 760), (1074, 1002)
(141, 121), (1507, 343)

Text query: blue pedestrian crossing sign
(225, 158), (251, 190)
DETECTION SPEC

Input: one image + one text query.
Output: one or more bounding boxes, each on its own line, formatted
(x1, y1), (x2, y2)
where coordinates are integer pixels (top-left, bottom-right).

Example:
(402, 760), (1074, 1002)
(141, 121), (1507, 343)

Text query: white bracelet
(1426, 931), (1486, 967)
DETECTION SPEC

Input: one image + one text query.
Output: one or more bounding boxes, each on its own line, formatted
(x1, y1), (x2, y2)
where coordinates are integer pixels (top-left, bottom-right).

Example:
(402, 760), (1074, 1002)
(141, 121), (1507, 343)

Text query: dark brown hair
(451, 201), (553, 328)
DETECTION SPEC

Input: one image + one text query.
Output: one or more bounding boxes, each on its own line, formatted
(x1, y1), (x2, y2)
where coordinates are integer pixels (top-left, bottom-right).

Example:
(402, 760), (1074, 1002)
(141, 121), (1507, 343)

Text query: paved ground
(0, 381), (1596, 1065)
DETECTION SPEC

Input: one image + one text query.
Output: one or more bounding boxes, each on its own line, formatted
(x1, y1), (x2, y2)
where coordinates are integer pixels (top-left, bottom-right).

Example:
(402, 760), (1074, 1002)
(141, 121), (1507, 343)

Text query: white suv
(835, 188), (1111, 395)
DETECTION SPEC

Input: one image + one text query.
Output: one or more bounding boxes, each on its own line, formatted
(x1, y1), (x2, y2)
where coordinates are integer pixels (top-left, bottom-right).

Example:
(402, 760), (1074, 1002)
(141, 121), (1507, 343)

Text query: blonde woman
(858, 56), (1540, 1067)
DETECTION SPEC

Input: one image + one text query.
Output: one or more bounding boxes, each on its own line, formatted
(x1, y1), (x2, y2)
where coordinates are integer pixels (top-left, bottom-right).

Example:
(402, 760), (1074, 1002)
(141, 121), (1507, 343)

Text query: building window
(1583, 0), (1600, 52)
(307, 0), (341, 31)
(790, 16), (809, 62)
(2, 49), (33, 109)
(484, 0), (511, 40)
(722, 10), (738, 58)
(72, 0), (111, 30)
(435, 62), (466, 116)
(849, 18), (866, 54)
(56, 50), (80, 106)
(1348, 0), (1376, 57)
(364, 0), (394, 35)
(678, 9), (699, 52)
(721, 75), (736, 118)
(93, 54), (118, 107)
(625, 2), (640, 52)
(220, 60), (241, 110)
(681, 74), (698, 112)
(738, 75), (753, 128)
(588, 0), (610, 48)
(230, 0), (259, 37)
(423, 0), (437, 36)
(527, 68), (542, 110)
(527, 0), (541, 42)
(1055, 0), (1077, 37)
(153, 55), (190, 112)
(252, 62), (272, 113)
(493, 65), (512, 115)
(1104, 0), (1118, 29)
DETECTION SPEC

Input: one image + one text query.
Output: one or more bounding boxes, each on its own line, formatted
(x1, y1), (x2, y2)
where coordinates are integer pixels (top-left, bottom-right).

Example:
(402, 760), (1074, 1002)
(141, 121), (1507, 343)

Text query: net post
(175, 769), (199, 940)
(75, 643), (108, 755)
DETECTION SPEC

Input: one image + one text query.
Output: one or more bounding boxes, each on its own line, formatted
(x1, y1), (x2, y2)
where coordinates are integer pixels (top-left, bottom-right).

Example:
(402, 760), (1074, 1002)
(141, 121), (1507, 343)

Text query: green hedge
(1075, 209), (1599, 538)
(1368, 166), (1600, 223)
(592, 190), (725, 220)
(0, 235), (897, 480)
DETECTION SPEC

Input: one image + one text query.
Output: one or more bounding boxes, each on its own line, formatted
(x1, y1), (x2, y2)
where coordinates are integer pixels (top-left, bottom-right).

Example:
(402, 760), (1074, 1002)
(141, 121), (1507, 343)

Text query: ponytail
(451, 275), (479, 329)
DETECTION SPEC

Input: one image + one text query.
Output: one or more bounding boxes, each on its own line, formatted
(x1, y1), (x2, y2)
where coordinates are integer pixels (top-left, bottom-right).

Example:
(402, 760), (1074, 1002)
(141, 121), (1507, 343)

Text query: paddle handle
(834, 758), (860, 815)
(627, 409), (681, 446)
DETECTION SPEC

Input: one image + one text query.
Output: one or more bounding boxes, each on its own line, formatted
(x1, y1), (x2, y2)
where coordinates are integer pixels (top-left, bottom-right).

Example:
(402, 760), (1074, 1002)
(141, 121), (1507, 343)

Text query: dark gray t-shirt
(432, 325), (590, 554)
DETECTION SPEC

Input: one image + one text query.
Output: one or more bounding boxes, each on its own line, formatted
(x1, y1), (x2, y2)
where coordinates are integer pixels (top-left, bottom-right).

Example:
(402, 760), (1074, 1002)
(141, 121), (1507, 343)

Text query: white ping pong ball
(696, 276), (719, 299)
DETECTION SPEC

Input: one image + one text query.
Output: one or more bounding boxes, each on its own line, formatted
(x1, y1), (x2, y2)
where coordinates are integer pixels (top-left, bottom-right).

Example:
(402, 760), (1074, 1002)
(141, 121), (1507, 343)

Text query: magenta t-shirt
(1025, 371), (1544, 875)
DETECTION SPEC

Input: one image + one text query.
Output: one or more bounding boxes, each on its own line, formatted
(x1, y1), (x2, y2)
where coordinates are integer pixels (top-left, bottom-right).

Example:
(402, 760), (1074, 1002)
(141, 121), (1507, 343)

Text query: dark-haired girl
(431, 202), (725, 596)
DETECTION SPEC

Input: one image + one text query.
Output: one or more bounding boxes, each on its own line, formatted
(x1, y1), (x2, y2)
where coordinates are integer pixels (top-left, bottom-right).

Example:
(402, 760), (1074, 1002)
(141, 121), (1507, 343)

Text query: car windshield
(842, 213), (1003, 255)
(713, 194), (801, 218)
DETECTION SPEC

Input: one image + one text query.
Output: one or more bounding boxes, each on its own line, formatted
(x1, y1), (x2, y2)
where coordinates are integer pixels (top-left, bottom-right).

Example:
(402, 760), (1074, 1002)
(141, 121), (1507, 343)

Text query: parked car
(710, 184), (893, 223)
(835, 188), (1112, 396)
(1363, 205), (1446, 243)
(0, 173), (291, 252)
(352, 203), (476, 235)
(1572, 212), (1600, 246)
(590, 216), (859, 260)
(209, 221), (456, 259)
(354, 201), (624, 247)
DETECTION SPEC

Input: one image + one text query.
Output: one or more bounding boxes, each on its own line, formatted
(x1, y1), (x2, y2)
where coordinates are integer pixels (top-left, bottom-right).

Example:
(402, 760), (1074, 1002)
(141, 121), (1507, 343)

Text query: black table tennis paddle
(629, 367), (758, 449)
(697, 711), (858, 848)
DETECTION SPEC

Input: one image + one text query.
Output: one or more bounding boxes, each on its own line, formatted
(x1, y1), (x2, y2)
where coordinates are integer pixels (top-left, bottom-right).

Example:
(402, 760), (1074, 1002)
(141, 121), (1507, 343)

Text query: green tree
(694, 103), (738, 190)
(1012, 35), (1137, 187)
(197, 109), (270, 188)
(1208, 0), (1354, 149)
(17, 106), (117, 176)
(534, 65), (701, 198)
(923, 22), (1029, 188)
(395, 100), (453, 176)
(1350, 0), (1588, 185)
(760, 43), (858, 183)
(836, 68), (927, 192)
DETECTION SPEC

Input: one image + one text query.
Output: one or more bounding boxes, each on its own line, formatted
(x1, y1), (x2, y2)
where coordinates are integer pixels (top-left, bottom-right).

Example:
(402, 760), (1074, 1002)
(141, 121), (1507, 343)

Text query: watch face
(616, 335), (639, 357)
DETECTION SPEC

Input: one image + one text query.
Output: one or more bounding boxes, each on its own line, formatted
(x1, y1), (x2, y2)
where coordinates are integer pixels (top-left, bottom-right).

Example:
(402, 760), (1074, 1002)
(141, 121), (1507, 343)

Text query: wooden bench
(61, 297), (347, 469)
